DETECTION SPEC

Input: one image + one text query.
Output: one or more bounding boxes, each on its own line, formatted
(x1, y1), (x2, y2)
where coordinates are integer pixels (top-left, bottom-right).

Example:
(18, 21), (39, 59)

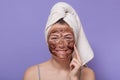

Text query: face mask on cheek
(48, 41), (56, 55)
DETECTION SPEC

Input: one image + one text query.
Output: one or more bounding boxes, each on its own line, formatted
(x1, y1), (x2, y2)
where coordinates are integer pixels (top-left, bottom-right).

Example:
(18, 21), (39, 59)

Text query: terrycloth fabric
(45, 2), (94, 65)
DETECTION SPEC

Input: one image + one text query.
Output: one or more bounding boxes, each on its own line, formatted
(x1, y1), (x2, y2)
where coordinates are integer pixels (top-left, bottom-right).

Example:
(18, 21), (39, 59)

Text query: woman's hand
(69, 45), (82, 80)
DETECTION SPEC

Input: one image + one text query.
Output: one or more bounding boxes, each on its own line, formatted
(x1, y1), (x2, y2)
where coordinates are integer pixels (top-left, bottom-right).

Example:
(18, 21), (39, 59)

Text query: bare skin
(23, 23), (95, 80)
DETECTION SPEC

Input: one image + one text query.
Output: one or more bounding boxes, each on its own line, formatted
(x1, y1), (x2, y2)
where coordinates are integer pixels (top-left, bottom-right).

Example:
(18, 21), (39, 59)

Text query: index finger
(74, 45), (82, 62)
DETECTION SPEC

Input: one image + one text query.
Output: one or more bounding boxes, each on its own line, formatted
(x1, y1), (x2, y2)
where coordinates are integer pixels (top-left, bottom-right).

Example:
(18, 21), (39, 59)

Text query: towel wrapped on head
(45, 2), (94, 65)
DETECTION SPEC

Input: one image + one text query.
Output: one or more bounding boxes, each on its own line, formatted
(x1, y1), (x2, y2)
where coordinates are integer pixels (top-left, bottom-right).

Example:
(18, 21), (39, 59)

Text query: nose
(58, 39), (65, 49)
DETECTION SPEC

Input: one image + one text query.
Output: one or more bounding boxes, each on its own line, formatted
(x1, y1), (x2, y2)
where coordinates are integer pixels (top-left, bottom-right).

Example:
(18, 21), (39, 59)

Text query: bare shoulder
(81, 67), (95, 80)
(23, 61), (51, 80)
(23, 65), (38, 80)
(39, 60), (52, 70)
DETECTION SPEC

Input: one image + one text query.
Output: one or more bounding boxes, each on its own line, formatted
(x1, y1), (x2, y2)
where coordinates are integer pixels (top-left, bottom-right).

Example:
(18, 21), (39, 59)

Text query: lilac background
(0, 0), (120, 80)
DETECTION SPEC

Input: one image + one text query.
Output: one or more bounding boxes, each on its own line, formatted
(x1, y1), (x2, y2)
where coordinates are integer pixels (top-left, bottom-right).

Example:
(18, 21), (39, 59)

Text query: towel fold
(45, 2), (94, 65)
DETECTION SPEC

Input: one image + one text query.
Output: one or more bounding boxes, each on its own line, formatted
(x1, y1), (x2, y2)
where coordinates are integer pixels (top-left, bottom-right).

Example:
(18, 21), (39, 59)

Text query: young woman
(24, 2), (95, 80)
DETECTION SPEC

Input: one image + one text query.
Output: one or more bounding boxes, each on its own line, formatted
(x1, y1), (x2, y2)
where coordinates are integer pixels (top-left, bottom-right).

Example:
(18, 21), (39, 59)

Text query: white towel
(45, 2), (94, 65)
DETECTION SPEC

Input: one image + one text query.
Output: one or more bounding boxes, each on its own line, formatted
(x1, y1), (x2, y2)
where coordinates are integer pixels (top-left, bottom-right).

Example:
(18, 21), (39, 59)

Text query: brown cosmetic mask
(47, 23), (75, 59)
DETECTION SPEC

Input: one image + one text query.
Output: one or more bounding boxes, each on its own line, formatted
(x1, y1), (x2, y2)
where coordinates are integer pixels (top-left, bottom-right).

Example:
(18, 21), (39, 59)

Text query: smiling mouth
(56, 50), (67, 51)
(55, 50), (68, 54)
(57, 51), (66, 54)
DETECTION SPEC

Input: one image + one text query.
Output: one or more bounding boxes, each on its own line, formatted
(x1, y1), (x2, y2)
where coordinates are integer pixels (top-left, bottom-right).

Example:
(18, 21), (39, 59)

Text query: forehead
(49, 23), (73, 33)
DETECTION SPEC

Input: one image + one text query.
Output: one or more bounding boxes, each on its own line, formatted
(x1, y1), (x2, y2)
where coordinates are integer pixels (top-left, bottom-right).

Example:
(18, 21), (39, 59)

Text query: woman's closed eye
(50, 36), (59, 40)
(64, 36), (74, 40)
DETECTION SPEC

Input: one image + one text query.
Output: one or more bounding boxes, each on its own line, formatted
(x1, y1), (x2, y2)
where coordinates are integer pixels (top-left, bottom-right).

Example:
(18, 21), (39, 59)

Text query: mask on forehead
(47, 19), (74, 39)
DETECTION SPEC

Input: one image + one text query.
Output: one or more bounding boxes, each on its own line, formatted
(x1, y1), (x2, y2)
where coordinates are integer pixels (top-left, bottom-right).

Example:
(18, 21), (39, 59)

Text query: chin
(55, 54), (72, 60)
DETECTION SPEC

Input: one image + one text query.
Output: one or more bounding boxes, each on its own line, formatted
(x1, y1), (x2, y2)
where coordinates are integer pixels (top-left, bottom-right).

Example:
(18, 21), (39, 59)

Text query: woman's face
(47, 23), (75, 59)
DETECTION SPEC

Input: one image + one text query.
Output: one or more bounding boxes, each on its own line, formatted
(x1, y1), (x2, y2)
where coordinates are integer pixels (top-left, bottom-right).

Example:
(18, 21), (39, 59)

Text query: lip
(57, 50), (66, 54)
(56, 50), (67, 51)
(55, 49), (68, 51)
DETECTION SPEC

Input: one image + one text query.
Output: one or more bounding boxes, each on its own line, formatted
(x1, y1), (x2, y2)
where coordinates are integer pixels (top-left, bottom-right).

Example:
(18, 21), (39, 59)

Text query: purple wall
(0, 0), (120, 80)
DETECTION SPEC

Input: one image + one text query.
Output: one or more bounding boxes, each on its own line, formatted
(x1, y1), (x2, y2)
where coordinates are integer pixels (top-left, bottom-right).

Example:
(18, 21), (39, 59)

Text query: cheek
(67, 40), (75, 50)
(48, 41), (56, 50)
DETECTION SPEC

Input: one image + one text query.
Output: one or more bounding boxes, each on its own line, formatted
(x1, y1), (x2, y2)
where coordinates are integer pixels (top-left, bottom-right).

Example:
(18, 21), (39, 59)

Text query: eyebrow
(64, 33), (73, 36)
(50, 33), (59, 36)
(49, 33), (74, 40)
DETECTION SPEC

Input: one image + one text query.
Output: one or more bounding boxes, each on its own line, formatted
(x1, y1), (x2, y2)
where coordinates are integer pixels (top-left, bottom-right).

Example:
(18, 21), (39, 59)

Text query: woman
(24, 2), (95, 80)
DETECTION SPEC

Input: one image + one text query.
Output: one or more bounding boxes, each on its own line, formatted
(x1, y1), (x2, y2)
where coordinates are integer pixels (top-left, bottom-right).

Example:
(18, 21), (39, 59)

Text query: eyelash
(65, 37), (72, 39)
(51, 37), (58, 39)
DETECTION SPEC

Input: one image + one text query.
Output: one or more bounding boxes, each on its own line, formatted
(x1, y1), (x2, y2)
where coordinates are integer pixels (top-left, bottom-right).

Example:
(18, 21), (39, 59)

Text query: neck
(50, 55), (72, 71)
